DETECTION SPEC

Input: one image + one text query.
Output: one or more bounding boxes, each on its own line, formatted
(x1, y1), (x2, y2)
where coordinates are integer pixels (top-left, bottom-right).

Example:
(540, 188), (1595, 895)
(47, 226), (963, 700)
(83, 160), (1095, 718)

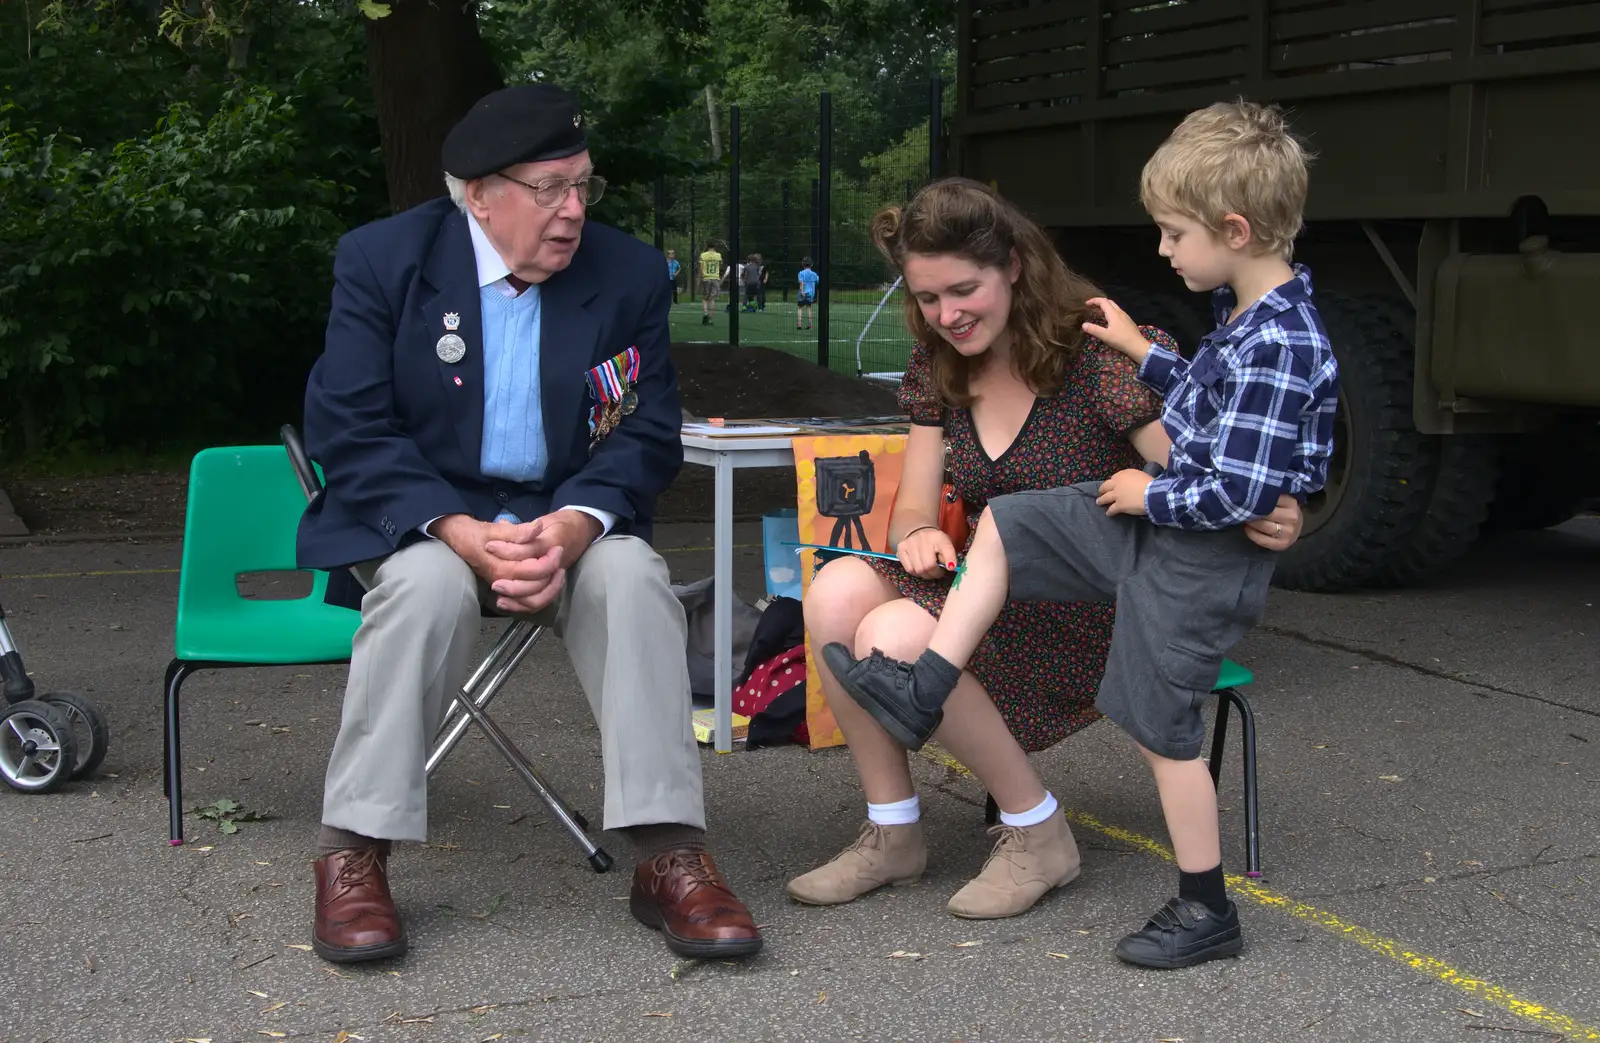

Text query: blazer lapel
(538, 260), (601, 466)
(420, 211), (486, 467)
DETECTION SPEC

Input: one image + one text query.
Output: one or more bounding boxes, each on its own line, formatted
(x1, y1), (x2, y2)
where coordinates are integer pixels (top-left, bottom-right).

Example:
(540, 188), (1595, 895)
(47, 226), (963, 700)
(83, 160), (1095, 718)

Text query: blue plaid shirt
(1138, 264), (1340, 530)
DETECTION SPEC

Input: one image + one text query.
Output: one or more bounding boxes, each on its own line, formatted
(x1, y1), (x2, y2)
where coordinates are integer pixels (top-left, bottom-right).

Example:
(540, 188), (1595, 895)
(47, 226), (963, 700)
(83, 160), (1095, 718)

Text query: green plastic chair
(161, 445), (361, 845)
(984, 658), (1264, 877)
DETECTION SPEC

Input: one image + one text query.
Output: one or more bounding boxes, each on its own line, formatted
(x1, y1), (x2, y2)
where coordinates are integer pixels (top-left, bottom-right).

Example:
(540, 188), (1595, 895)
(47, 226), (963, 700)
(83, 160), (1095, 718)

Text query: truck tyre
(1273, 294), (1436, 592)
(1101, 284), (1209, 357)
(1371, 433), (1500, 586)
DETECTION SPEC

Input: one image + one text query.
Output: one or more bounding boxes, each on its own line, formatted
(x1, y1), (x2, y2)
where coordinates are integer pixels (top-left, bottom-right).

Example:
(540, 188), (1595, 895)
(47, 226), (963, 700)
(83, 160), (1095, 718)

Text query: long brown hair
(871, 177), (1101, 407)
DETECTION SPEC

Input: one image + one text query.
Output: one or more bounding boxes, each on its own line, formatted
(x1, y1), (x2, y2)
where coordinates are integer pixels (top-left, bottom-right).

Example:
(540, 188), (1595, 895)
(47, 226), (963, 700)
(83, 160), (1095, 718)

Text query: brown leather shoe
(629, 849), (763, 958)
(313, 846), (408, 963)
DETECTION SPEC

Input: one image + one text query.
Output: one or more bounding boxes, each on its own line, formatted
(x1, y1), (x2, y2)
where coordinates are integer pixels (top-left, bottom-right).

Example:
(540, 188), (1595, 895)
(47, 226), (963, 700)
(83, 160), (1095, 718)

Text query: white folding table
(679, 432), (797, 752)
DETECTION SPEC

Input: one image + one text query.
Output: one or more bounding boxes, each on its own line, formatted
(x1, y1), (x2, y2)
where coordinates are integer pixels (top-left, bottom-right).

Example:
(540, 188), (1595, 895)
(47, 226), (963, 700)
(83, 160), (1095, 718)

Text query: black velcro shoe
(819, 643), (943, 751)
(1114, 897), (1243, 969)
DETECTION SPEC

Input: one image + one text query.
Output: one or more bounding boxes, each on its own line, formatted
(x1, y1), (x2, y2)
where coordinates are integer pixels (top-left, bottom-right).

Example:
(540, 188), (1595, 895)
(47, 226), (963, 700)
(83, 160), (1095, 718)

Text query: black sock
(909, 649), (962, 705)
(1178, 865), (1229, 916)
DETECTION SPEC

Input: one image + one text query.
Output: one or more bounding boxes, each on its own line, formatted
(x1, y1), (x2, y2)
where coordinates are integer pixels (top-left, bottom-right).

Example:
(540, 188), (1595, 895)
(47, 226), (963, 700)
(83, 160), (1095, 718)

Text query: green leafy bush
(0, 87), (349, 452)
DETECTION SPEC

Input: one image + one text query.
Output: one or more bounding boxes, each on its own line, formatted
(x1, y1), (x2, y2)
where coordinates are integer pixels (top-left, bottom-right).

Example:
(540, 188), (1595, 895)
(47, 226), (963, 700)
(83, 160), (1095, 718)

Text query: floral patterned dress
(866, 330), (1174, 752)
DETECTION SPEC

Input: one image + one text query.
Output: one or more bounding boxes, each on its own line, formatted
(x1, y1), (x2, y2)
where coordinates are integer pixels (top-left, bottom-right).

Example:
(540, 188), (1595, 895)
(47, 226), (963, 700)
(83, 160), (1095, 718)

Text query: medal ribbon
(584, 346), (641, 435)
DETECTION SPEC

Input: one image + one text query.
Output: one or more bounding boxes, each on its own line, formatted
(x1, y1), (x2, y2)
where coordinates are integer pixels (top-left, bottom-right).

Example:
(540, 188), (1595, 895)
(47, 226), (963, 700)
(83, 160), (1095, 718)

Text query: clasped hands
(434, 509), (603, 615)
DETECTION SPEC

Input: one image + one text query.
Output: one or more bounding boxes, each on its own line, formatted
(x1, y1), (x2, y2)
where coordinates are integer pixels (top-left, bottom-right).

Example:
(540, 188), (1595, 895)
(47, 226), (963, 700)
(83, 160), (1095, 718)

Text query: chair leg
(1208, 691), (1232, 789)
(448, 685), (613, 873)
(163, 660), (197, 847)
(1215, 687), (1261, 878)
(430, 621), (543, 771)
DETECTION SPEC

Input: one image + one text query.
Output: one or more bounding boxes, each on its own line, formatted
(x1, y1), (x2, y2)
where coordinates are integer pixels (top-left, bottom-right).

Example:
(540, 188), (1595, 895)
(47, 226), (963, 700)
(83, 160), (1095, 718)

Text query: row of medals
(435, 312), (637, 443)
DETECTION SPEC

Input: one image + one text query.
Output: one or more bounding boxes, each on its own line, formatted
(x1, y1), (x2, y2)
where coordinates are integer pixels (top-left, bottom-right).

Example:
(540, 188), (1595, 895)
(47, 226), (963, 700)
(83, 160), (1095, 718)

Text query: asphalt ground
(0, 517), (1596, 1043)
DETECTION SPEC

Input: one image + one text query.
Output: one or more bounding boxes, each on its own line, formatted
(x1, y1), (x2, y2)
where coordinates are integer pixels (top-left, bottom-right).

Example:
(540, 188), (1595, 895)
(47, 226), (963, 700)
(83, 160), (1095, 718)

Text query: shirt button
(496, 492), (509, 503)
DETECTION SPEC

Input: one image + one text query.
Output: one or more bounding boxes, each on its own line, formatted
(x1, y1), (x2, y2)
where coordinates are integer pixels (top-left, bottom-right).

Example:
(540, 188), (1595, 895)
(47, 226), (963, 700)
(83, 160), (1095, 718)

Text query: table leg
(713, 451), (735, 753)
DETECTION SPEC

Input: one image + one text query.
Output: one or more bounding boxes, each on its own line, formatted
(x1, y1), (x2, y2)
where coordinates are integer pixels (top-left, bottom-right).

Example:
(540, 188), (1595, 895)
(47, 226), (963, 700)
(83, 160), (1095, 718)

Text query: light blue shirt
(797, 268), (819, 295)
(478, 281), (547, 484)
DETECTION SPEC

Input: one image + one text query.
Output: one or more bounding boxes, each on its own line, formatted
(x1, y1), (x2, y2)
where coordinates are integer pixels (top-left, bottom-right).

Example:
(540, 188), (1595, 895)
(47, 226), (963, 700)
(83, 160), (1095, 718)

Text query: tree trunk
(704, 84), (721, 162)
(364, 0), (503, 213)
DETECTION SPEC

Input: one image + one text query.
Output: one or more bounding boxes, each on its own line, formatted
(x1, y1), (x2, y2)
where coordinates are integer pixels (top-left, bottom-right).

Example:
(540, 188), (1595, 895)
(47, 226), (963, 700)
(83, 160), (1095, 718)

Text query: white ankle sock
(999, 791), (1058, 828)
(866, 794), (921, 826)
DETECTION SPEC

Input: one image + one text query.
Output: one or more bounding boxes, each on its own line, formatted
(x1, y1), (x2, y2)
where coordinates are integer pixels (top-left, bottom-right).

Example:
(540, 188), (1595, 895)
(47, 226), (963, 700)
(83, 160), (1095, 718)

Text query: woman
(789, 178), (1302, 920)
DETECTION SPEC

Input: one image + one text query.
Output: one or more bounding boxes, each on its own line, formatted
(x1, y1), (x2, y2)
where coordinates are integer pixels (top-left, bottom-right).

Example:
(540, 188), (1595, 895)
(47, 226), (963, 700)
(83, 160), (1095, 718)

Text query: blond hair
(870, 178), (1103, 407)
(1140, 100), (1313, 258)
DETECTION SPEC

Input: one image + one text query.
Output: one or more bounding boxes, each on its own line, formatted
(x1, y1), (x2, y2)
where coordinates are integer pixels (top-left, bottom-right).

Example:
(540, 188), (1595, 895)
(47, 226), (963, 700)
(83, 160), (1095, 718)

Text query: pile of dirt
(1, 344), (901, 535)
(661, 343), (899, 522)
(674, 344), (898, 420)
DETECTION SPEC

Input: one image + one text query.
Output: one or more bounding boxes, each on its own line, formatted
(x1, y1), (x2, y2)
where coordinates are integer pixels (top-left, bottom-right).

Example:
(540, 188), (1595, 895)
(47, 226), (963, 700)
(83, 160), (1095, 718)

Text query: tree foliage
(0, 0), (954, 453)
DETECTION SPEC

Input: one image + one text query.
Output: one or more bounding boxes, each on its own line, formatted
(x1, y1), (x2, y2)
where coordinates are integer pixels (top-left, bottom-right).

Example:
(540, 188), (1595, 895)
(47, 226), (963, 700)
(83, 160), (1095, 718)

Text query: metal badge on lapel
(583, 345), (641, 452)
(443, 311), (461, 331)
(436, 334), (466, 364)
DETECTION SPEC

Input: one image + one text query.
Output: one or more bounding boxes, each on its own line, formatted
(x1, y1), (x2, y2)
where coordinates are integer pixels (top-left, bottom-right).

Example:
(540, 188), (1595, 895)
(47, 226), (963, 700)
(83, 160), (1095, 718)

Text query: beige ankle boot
(786, 820), (927, 905)
(947, 806), (1080, 919)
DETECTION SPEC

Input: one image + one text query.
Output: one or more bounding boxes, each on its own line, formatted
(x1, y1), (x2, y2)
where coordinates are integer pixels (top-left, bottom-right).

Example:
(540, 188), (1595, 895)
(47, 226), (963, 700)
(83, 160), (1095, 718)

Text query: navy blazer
(296, 197), (683, 573)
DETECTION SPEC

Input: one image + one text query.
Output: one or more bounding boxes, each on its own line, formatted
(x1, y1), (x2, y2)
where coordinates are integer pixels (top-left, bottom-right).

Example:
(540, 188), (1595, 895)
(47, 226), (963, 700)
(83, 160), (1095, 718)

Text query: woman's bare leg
(853, 599), (1045, 814)
(802, 557), (917, 803)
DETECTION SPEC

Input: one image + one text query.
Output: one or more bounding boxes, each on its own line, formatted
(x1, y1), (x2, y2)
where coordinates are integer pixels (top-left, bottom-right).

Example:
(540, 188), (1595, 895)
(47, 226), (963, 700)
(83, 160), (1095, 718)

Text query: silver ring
(1274, 523), (1283, 538)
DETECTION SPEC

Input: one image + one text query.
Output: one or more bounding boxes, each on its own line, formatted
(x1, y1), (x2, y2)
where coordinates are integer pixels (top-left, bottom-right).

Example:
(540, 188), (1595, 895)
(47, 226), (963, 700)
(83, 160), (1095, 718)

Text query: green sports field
(667, 287), (916, 378)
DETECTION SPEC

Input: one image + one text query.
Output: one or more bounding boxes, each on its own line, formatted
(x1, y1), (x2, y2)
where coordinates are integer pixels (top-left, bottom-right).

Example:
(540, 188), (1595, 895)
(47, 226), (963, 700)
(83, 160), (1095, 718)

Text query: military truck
(950, 0), (1600, 591)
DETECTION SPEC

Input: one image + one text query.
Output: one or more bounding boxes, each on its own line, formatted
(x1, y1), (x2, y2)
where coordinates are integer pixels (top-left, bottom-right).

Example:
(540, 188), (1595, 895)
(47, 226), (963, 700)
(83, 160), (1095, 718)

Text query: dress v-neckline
(969, 393), (1044, 466)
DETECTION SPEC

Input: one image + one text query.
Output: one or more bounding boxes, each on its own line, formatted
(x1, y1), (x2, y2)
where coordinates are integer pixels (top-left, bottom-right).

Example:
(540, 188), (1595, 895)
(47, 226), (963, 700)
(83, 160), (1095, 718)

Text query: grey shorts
(989, 482), (1276, 760)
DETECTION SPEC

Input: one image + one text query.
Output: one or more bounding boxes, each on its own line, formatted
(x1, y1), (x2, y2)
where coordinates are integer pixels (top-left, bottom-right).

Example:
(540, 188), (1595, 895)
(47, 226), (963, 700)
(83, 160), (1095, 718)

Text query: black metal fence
(651, 79), (948, 381)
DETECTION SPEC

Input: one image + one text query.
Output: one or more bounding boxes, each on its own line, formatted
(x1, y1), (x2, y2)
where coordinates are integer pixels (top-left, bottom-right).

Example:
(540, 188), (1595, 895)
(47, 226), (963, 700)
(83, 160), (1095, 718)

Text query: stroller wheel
(0, 700), (79, 794)
(39, 692), (110, 780)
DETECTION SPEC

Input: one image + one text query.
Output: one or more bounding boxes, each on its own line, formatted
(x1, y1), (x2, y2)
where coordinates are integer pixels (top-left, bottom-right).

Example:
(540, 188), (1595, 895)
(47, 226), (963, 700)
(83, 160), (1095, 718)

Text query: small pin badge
(573, 112), (583, 128)
(443, 311), (461, 331)
(436, 333), (467, 364)
(453, 376), (463, 387)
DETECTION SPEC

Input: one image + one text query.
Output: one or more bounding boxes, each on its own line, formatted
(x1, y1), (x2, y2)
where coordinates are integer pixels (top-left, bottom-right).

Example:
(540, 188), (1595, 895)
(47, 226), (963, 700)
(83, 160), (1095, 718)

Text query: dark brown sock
(626, 823), (707, 864)
(316, 824), (388, 857)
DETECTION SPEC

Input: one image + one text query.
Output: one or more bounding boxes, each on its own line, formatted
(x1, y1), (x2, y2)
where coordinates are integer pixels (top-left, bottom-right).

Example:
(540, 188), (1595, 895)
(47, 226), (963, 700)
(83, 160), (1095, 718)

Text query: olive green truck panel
(952, 0), (1600, 590)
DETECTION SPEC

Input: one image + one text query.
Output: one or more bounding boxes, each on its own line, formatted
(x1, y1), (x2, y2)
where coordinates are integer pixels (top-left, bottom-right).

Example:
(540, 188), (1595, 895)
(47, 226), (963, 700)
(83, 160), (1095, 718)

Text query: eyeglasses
(497, 172), (606, 209)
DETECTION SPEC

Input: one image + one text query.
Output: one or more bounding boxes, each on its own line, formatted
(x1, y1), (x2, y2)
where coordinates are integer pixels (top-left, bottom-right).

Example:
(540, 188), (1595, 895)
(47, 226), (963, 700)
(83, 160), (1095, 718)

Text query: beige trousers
(321, 535), (704, 841)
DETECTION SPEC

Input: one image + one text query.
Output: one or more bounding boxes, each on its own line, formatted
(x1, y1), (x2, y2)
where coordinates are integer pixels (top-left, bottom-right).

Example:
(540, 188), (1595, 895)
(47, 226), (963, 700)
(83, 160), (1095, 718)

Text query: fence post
(781, 179), (791, 303)
(654, 176), (665, 253)
(729, 104), (741, 350)
(817, 91), (832, 370)
(929, 74), (943, 180)
(689, 179), (697, 296)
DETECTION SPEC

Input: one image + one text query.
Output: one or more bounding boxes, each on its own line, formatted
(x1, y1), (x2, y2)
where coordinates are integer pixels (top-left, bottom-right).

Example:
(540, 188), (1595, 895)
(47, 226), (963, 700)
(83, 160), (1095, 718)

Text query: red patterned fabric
(734, 644), (809, 744)
(871, 331), (1172, 752)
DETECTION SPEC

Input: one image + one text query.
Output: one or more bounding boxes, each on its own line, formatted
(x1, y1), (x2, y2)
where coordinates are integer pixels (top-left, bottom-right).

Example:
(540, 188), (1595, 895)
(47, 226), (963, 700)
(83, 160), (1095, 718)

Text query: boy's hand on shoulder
(1082, 297), (1152, 363)
(1097, 468), (1154, 517)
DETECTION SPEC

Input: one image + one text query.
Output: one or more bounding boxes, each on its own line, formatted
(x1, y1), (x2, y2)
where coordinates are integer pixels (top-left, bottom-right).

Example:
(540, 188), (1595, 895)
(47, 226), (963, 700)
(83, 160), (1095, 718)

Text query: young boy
(666, 249), (681, 305)
(795, 257), (818, 330)
(821, 100), (1340, 969)
(698, 241), (723, 325)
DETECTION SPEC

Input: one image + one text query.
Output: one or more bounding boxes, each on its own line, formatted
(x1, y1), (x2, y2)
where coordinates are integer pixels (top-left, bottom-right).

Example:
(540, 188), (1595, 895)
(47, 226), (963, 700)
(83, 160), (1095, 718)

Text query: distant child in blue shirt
(823, 100), (1340, 971)
(666, 249), (681, 304)
(796, 257), (819, 330)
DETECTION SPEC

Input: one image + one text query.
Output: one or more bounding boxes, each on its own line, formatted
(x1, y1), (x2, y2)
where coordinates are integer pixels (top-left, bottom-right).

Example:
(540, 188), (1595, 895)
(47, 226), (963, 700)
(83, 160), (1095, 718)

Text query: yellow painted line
(0, 567), (180, 580)
(917, 745), (1600, 1040)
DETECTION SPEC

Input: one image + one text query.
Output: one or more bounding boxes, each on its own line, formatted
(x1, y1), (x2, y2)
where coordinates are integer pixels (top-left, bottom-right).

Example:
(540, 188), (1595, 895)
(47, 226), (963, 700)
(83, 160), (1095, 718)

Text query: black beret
(441, 85), (589, 180)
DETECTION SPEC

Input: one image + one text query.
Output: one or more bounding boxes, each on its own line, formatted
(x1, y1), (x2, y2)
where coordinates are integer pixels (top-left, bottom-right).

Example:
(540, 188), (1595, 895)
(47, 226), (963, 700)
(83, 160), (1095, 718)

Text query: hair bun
(869, 205), (906, 266)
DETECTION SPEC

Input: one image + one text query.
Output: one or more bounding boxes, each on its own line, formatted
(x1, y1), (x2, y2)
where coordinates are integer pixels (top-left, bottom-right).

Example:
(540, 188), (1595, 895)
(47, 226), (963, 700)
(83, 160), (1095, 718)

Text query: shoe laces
(654, 850), (722, 895)
(845, 820), (889, 855)
(980, 823), (1031, 872)
(329, 846), (386, 897)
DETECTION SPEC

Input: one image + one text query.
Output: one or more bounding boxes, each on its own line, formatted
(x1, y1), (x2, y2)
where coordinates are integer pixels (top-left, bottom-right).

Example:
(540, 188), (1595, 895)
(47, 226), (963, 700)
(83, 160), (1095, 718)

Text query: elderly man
(295, 84), (761, 963)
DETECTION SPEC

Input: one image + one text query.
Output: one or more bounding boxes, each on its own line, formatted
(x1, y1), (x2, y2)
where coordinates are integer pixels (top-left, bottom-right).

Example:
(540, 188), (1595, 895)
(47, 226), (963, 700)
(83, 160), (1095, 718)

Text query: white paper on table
(680, 422), (803, 436)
